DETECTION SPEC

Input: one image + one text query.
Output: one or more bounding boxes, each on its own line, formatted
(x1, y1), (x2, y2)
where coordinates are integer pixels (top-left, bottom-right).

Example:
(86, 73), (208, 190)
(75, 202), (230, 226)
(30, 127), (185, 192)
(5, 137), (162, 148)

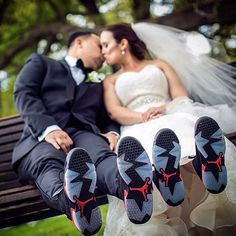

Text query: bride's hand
(142, 106), (165, 121)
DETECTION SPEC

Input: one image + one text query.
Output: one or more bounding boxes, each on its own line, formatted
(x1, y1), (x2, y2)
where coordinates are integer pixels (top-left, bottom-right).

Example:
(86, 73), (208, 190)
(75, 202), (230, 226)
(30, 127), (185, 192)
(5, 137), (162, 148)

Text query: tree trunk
(132, 0), (152, 21)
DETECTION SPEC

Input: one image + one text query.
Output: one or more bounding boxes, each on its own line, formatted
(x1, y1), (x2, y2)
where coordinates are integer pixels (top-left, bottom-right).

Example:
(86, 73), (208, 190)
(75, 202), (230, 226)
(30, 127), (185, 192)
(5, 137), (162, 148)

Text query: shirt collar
(65, 55), (77, 67)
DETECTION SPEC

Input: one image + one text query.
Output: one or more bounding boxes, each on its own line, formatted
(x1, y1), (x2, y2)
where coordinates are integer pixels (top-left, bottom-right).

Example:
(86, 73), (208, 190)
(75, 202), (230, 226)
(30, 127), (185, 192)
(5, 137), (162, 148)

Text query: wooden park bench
(0, 114), (236, 229)
(0, 114), (108, 228)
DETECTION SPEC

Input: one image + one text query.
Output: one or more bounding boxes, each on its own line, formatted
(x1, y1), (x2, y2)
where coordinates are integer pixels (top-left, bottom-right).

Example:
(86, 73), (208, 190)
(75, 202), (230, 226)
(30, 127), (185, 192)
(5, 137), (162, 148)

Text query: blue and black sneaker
(152, 128), (185, 206)
(193, 116), (227, 194)
(64, 148), (102, 236)
(117, 136), (153, 224)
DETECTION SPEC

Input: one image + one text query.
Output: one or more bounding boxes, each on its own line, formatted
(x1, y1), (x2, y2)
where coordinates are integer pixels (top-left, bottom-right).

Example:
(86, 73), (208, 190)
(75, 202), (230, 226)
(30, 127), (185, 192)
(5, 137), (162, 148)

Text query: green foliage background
(1, 0), (236, 118)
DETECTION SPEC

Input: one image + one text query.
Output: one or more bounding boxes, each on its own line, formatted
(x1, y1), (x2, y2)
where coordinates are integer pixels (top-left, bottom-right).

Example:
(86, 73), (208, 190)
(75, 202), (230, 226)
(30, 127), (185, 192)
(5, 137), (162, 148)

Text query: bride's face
(100, 31), (123, 65)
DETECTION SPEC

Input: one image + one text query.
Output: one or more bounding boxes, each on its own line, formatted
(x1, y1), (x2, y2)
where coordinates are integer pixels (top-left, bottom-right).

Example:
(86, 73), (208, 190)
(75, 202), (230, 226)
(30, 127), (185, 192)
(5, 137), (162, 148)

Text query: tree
(0, 0), (236, 117)
(1, 0), (236, 71)
(154, 0), (236, 30)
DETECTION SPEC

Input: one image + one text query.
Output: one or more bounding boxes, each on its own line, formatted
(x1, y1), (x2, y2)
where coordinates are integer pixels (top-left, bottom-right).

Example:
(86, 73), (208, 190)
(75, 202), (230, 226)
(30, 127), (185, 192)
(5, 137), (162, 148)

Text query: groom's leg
(18, 139), (105, 235)
(72, 130), (120, 197)
(17, 142), (70, 215)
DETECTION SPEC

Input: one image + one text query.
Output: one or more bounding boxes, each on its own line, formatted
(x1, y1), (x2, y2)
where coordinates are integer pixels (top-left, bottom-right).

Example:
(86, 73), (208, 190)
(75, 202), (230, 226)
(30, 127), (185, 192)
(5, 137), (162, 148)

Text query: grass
(0, 205), (108, 236)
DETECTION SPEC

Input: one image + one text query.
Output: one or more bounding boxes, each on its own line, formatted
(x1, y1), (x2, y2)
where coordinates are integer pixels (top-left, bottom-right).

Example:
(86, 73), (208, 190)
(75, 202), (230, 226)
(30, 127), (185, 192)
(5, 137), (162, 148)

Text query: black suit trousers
(17, 129), (119, 216)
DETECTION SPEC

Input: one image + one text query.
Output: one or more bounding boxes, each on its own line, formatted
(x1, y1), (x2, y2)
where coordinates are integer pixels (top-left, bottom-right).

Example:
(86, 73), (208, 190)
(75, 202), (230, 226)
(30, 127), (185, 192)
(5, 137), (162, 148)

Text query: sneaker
(117, 136), (153, 224)
(152, 128), (184, 206)
(64, 148), (102, 235)
(193, 116), (227, 194)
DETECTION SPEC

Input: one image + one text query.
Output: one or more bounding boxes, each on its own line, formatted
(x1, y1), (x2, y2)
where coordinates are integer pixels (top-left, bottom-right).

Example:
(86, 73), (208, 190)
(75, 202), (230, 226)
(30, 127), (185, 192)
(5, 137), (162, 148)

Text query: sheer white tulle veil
(131, 23), (236, 107)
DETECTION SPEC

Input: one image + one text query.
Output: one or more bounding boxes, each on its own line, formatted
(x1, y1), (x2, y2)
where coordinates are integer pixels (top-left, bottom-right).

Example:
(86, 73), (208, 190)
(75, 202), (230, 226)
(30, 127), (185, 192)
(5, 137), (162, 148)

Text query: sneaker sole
(64, 148), (102, 235)
(153, 128), (184, 206)
(194, 116), (227, 194)
(117, 136), (153, 224)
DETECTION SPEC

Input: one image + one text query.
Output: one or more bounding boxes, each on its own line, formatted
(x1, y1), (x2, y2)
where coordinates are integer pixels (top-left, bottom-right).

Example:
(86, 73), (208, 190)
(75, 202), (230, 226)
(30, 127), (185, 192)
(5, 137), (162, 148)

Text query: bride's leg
(117, 136), (153, 224)
(192, 116), (227, 194)
(152, 128), (185, 206)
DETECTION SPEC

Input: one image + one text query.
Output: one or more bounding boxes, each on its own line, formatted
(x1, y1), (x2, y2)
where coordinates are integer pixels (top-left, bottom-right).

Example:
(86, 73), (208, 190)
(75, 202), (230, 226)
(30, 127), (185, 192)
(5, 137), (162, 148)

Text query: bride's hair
(104, 23), (147, 60)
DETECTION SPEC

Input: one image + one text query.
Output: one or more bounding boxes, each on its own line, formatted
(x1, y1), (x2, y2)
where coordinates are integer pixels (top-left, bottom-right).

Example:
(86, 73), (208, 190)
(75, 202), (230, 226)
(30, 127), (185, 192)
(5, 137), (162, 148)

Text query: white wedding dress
(104, 65), (236, 236)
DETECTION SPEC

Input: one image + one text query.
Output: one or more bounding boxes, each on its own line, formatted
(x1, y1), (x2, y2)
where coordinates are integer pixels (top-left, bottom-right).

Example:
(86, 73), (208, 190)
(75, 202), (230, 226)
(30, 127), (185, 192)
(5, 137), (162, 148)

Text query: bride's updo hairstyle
(104, 23), (147, 60)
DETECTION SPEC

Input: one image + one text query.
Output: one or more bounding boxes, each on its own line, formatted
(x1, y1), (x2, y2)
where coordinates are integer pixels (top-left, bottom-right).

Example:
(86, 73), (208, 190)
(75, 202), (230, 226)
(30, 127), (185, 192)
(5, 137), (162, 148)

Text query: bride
(100, 23), (236, 236)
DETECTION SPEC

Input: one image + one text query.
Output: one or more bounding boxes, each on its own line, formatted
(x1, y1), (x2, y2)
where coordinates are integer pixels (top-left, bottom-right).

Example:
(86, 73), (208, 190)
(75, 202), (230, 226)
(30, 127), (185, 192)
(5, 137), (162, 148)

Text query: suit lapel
(76, 82), (89, 101)
(60, 59), (75, 83)
(60, 59), (76, 100)
(60, 59), (89, 101)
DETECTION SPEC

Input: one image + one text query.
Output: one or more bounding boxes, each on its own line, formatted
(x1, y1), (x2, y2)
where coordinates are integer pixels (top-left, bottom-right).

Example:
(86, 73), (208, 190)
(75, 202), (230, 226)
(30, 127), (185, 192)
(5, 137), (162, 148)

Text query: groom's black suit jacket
(12, 53), (119, 168)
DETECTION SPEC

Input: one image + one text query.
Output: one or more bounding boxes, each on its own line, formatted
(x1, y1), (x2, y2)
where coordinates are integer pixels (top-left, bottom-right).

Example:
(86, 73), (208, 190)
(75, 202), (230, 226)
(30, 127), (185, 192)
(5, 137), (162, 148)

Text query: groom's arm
(14, 53), (73, 153)
(98, 106), (120, 135)
(14, 53), (59, 138)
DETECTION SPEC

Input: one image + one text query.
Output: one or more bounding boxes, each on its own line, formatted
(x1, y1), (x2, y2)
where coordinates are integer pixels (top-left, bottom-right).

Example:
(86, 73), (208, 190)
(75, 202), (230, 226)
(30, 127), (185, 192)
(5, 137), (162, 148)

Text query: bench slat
(0, 161), (12, 172)
(0, 124), (24, 136)
(0, 208), (61, 228)
(0, 183), (108, 206)
(0, 189), (42, 207)
(0, 171), (18, 181)
(225, 132), (236, 146)
(0, 132), (22, 145)
(0, 152), (12, 162)
(0, 180), (23, 191)
(0, 185), (35, 197)
(0, 115), (23, 128)
(0, 142), (18, 154)
(0, 200), (49, 219)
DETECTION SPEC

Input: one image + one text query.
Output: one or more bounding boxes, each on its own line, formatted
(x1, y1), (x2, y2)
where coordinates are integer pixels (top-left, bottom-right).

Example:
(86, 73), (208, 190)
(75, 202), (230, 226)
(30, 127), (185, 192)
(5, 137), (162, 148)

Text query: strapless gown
(104, 65), (236, 236)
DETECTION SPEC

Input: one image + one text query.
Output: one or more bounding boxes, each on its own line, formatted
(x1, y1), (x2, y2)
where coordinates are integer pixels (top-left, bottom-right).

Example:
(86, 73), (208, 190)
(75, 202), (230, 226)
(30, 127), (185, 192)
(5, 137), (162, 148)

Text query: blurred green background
(1, 0), (236, 118)
(0, 0), (236, 235)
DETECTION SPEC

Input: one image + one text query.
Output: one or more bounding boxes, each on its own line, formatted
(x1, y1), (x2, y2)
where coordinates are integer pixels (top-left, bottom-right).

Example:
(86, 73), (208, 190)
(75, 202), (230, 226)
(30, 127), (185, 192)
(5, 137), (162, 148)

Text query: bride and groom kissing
(12, 23), (236, 236)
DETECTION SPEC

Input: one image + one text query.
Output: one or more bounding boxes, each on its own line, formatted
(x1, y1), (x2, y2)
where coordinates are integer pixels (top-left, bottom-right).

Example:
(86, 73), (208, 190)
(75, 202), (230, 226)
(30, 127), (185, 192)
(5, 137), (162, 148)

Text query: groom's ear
(74, 37), (83, 48)
(120, 38), (128, 50)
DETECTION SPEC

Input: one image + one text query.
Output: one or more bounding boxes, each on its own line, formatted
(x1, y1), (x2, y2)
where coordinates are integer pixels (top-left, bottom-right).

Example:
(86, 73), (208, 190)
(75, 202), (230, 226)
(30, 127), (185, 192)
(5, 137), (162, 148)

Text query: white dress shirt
(65, 55), (86, 85)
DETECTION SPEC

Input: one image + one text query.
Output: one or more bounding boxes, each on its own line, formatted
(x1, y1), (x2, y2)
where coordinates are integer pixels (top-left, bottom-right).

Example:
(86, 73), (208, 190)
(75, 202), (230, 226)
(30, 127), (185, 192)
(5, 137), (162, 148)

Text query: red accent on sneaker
(207, 152), (223, 171)
(201, 163), (206, 171)
(159, 168), (177, 187)
(130, 177), (150, 201)
(123, 189), (128, 210)
(73, 195), (95, 217)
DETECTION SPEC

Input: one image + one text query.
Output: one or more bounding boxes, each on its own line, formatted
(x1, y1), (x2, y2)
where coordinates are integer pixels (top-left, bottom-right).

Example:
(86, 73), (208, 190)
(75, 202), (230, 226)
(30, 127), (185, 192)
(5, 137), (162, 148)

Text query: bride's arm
(154, 60), (188, 99)
(103, 75), (144, 126)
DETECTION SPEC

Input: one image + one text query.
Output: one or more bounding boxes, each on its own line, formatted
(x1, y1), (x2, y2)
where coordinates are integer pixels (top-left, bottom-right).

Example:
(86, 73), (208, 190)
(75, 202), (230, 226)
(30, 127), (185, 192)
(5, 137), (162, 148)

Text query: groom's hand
(45, 130), (73, 154)
(101, 132), (119, 151)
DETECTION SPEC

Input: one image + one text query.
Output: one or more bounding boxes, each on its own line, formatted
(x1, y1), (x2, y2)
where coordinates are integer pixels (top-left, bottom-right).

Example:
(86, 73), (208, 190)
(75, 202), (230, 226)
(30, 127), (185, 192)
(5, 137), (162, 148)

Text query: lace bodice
(115, 65), (170, 110)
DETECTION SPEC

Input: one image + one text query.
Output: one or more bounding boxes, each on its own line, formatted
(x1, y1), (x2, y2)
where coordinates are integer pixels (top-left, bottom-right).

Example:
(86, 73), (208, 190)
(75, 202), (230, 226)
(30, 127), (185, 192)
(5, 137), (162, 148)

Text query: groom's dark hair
(104, 23), (147, 60)
(67, 31), (94, 48)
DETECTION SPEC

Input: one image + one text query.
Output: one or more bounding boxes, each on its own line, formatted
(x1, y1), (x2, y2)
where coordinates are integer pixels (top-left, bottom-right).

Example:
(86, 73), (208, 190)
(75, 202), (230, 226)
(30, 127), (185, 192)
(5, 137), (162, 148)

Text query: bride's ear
(120, 38), (128, 50)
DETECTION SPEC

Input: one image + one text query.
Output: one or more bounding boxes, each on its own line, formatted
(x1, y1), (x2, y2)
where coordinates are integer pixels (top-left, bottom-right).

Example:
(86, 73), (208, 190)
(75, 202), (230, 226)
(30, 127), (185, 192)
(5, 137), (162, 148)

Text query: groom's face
(80, 34), (104, 70)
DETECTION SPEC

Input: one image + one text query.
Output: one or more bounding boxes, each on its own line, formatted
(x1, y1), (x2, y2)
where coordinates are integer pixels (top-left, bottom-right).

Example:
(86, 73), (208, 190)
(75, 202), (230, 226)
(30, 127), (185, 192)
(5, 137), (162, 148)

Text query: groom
(12, 31), (153, 235)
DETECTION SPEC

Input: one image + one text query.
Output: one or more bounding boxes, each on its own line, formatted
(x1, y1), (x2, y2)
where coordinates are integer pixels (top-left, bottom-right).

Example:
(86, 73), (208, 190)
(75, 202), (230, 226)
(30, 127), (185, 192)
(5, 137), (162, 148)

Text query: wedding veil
(131, 23), (236, 106)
